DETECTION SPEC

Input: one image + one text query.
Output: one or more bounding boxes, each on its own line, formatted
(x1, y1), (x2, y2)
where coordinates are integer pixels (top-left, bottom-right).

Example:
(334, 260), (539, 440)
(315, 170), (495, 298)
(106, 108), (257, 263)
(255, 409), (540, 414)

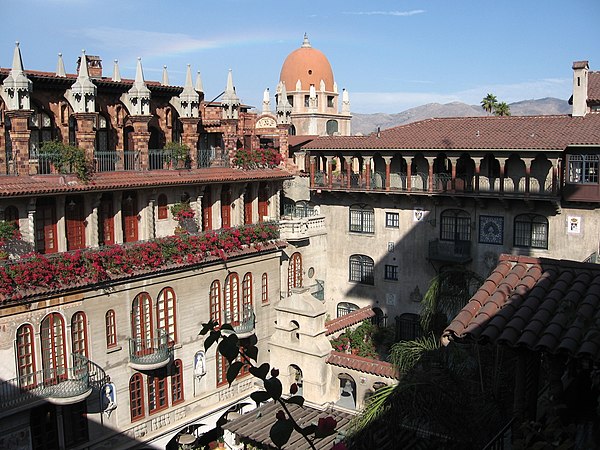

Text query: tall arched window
(288, 252), (303, 294)
(40, 313), (66, 383)
(131, 293), (153, 354)
(261, 273), (268, 304)
(210, 280), (221, 323)
(326, 119), (338, 136)
(514, 214), (549, 249)
(440, 209), (471, 242)
(129, 373), (145, 421)
(71, 312), (88, 358)
(157, 194), (168, 220)
(224, 273), (240, 325)
(16, 324), (36, 388)
(29, 107), (54, 157)
(171, 359), (184, 405)
(157, 288), (177, 344)
(349, 254), (374, 285)
(105, 309), (117, 348)
(242, 273), (253, 321)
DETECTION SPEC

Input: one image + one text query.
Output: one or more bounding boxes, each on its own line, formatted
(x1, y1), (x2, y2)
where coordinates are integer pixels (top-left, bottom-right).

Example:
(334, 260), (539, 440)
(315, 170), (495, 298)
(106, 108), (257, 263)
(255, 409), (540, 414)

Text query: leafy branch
(200, 319), (339, 449)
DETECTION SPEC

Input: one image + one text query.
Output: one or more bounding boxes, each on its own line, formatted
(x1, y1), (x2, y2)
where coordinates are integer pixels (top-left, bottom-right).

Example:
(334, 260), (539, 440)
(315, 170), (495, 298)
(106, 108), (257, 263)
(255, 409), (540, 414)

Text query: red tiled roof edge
(326, 351), (397, 379)
(325, 306), (375, 335)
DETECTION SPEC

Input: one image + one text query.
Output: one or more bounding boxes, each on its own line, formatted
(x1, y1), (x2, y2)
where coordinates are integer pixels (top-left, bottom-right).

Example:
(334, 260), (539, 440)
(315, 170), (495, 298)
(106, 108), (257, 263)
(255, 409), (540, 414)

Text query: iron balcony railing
(283, 204), (318, 219)
(0, 354), (93, 410)
(428, 239), (472, 263)
(128, 329), (173, 369)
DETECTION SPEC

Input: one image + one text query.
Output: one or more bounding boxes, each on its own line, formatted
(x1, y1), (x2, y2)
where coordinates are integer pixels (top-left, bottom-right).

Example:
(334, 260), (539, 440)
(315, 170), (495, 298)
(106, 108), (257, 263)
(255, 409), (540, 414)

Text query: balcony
(128, 329), (173, 370)
(221, 307), (256, 339)
(0, 354), (96, 411)
(428, 239), (472, 264)
(280, 206), (326, 242)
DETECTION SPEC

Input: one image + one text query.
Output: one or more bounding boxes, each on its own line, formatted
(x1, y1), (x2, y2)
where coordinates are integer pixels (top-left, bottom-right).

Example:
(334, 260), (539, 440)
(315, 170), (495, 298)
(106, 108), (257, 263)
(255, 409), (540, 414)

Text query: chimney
(77, 55), (103, 78)
(572, 60), (589, 117)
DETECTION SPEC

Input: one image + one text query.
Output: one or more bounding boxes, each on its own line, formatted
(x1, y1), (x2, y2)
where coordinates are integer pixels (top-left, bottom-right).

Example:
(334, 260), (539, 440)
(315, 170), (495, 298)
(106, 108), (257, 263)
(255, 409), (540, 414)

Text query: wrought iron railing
(428, 239), (471, 263)
(128, 329), (173, 367)
(0, 353), (92, 410)
(283, 204), (318, 218)
(94, 151), (119, 172)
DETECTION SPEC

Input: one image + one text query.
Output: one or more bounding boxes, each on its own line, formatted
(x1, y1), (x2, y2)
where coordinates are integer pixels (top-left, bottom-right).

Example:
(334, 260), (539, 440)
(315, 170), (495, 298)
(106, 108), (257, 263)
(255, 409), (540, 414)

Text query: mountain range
(351, 97), (571, 135)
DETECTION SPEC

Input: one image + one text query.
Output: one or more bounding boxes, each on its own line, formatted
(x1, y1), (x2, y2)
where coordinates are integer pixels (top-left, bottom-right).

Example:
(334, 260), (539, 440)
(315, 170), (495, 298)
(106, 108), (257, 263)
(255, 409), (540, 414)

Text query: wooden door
(66, 196), (86, 250)
(35, 199), (58, 254)
(122, 192), (138, 243)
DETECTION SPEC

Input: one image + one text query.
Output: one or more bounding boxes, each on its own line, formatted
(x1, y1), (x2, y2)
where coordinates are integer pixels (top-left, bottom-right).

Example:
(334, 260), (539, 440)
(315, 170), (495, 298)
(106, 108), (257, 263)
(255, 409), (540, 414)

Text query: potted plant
(164, 141), (190, 169)
(39, 140), (92, 182)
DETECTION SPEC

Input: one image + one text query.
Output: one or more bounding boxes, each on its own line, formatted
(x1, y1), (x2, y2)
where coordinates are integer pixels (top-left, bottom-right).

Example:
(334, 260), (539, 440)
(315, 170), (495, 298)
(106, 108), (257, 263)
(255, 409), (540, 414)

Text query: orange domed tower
(275, 34), (351, 137)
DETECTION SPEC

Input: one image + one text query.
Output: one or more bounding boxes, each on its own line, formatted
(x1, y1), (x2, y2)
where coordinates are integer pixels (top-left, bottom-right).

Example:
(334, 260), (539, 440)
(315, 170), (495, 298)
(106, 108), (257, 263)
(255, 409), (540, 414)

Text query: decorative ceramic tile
(479, 215), (504, 245)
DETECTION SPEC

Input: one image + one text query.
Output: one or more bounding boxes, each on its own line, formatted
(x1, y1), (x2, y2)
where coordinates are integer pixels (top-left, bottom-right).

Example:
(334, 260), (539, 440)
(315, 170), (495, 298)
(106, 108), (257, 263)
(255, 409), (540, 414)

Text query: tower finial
(302, 33), (311, 48)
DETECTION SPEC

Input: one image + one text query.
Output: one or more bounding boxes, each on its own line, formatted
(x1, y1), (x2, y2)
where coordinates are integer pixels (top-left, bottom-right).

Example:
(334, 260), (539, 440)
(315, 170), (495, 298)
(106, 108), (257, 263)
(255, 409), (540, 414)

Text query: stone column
(195, 189), (204, 231)
(475, 158), (483, 193)
(364, 157), (372, 190)
(448, 157), (458, 192)
(26, 199), (36, 247)
(222, 119), (238, 166)
(130, 115), (152, 170)
(425, 157), (435, 193)
(147, 197), (156, 240)
(497, 157), (507, 193)
(277, 124), (289, 164)
(326, 156), (334, 189)
(114, 194), (124, 244)
(56, 195), (67, 252)
(180, 117), (201, 168)
(383, 156), (392, 191)
(309, 157), (316, 188)
(73, 112), (98, 162)
(88, 194), (101, 248)
(551, 159), (559, 195)
(5, 109), (33, 175)
(344, 156), (353, 189)
(523, 157), (533, 195)
(214, 185), (223, 229)
(406, 155), (412, 191)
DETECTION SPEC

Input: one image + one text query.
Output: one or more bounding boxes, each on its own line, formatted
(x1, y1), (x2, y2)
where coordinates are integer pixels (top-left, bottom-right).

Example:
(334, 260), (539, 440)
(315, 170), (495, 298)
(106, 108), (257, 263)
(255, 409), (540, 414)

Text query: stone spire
(127, 57), (151, 115)
(112, 59), (121, 82)
(276, 82), (292, 125)
(67, 50), (97, 113)
(342, 88), (351, 115)
(195, 71), (203, 93)
(161, 65), (169, 86)
(56, 53), (66, 77)
(178, 64), (199, 118)
(309, 84), (317, 110)
(221, 69), (240, 120)
(1, 41), (32, 110)
(301, 33), (311, 48)
(262, 88), (271, 113)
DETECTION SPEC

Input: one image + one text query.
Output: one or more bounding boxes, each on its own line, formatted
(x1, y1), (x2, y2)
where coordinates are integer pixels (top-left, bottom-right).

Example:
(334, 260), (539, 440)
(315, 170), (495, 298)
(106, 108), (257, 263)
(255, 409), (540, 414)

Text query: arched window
(171, 359), (184, 405)
(40, 313), (66, 383)
(514, 214), (549, 249)
(29, 107), (54, 157)
(65, 195), (86, 251)
(224, 273), (240, 325)
(147, 373), (168, 414)
(71, 312), (88, 358)
(242, 273), (253, 321)
(261, 273), (268, 304)
(131, 293), (153, 354)
(16, 324), (36, 388)
(96, 114), (110, 153)
(288, 252), (303, 294)
(157, 194), (168, 220)
(129, 373), (145, 421)
(349, 204), (374, 234)
(105, 309), (117, 348)
(326, 120), (338, 136)
(349, 254), (374, 285)
(337, 302), (359, 318)
(440, 209), (471, 241)
(210, 280), (221, 323)
(157, 287), (177, 344)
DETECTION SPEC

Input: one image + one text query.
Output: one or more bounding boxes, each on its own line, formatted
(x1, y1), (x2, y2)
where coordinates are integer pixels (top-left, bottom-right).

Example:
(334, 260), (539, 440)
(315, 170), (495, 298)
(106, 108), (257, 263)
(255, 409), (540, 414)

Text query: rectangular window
(261, 273), (268, 303)
(568, 155), (599, 184)
(327, 96), (334, 108)
(384, 265), (398, 281)
(349, 208), (374, 234)
(385, 212), (399, 228)
(148, 375), (168, 414)
(105, 310), (117, 348)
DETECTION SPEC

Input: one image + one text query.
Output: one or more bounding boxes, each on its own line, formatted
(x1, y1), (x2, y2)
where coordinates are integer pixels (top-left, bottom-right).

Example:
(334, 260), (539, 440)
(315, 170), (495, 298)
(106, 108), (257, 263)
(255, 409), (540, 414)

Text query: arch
(224, 272), (240, 325)
(29, 105), (55, 157)
(244, 184), (254, 224)
(530, 155), (553, 193)
(157, 287), (177, 344)
(479, 154), (500, 191)
(505, 154), (526, 192)
(129, 373), (145, 421)
(157, 193), (168, 220)
(290, 320), (300, 342)
(210, 280), (221, 323)
(455, 153), (475, 192)
(440, 209), (471, 242)
(242, 273), (253, 321)
(514, 214), (548, 249)
(131, 292), (153, 354)
(349, 254), (374, 285)
(337, 302), (359, 318)
(289, 364), (303, 396)
(289, 125), (296, 136)
(261, 272), (269, 303)
(40, 312), (67, 383)
(288, 252), (303, 294)
(16, 323), (37, 388)
(372, 307), (386, 327)
(71, 311), (88, 358)
(326, 119), (338, 136)
(105, 309), (117, 348)
(337, 373), (357, 409)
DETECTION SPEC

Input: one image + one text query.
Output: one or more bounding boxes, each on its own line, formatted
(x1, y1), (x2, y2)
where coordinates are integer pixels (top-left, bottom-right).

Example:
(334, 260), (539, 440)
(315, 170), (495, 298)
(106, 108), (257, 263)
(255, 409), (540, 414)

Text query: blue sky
(3, 0), (600, 114)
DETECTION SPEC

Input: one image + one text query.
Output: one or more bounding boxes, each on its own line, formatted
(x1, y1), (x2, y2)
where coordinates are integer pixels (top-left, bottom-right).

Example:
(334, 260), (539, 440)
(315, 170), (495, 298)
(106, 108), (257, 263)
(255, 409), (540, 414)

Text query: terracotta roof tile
(443, 254), (600, 362)
(588, 71), (600, 102)
(325, 306), (375, 335)
(326, 351), (396, 379)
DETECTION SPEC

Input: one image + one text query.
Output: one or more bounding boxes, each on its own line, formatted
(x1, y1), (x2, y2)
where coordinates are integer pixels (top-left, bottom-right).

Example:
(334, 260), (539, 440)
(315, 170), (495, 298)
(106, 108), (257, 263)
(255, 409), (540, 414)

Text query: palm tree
(493, 102), (511, 116)
(481, 93), (498, 115)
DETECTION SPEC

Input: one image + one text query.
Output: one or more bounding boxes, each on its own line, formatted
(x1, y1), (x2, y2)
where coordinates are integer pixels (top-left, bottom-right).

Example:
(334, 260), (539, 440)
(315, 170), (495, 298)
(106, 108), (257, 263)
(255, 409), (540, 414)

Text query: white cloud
(343, 10), (426, 17)
(350, 78), (572, 114)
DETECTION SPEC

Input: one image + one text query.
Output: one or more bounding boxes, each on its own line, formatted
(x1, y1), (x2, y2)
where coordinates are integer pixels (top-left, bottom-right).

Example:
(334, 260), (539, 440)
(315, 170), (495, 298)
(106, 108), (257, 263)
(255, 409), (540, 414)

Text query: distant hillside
(351, 97), (571, 135)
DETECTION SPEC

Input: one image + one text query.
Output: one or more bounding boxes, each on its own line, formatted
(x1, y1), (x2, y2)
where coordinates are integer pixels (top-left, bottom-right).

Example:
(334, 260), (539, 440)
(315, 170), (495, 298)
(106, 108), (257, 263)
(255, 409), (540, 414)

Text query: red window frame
(105, 309), (117, 348)
(157, 194), (168, 220)
(71, 311), (88, 358)
(16, 324), (37, 389)
(242, 273), (253, 319)
(288, 252), (303, 295)
(40, 312), (67, 383)
(216, 353), (228, 387)
(129, 373), (145, 421)
(157, 288), (177, 344)
(261, 273), (268, 304)
(209, 280), (221, 324)
(202, 190), (212, 231)
(147, 374), (168, 414)
(171, 359), (184, 405)
(224, 273), (240, 325)
(131, 293), (153, 355)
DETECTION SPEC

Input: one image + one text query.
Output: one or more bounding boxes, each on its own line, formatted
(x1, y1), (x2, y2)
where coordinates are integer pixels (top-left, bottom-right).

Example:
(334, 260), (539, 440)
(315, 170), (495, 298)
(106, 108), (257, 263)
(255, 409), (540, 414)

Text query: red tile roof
(326, 351), (397, 378)
(588, 71), (600, 102)
(0, 167), (292, 197)
(303, 114), (600, 151)
(325, 306), (375, 335)
(443, 254), (600, 362)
